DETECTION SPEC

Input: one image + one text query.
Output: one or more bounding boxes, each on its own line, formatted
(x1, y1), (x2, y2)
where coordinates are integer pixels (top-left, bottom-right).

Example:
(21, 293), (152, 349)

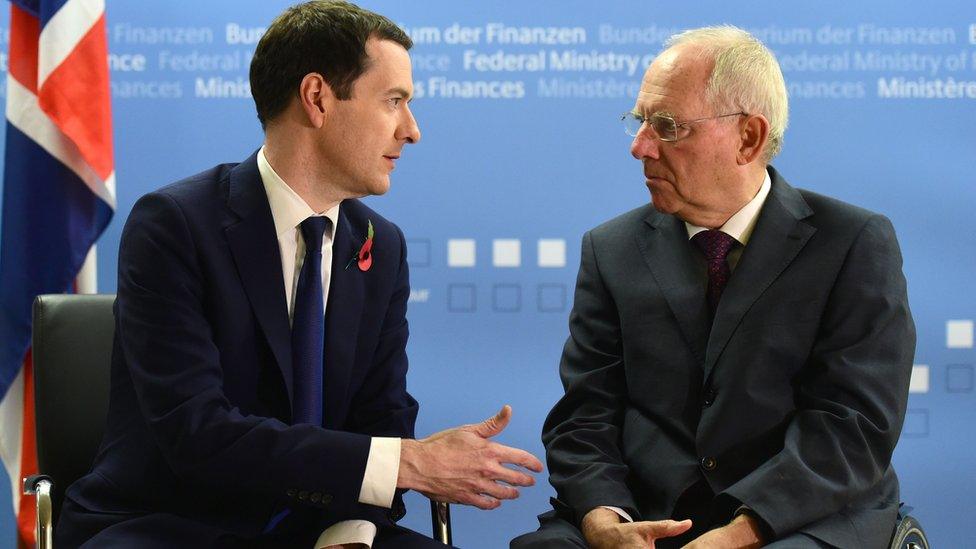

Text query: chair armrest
(23, 475), (54, 549)
(429, 499), (451, 545)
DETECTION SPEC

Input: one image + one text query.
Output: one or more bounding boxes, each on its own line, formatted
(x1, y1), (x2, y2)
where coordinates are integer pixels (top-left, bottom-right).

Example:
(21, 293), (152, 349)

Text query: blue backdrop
(1, 1), (974, 546)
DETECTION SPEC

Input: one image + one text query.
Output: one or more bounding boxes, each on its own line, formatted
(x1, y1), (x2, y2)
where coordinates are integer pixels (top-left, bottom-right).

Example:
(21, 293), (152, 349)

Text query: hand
(582, 507), (693, 549)
(396, 405), (543, 509)
(680, 514), (764, 549)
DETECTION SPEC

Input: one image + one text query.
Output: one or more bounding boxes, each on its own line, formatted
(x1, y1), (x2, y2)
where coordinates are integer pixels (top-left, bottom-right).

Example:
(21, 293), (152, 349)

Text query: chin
(650, 191), (680, 214)
(365, 179), (391, 197)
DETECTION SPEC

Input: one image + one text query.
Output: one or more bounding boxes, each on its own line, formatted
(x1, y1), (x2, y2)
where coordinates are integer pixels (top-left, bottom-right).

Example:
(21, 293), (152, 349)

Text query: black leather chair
(25, 293), (451, 548)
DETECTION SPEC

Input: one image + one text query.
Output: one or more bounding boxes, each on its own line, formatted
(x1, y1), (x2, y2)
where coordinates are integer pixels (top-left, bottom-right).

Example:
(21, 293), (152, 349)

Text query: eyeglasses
(621, 111), (747, 142)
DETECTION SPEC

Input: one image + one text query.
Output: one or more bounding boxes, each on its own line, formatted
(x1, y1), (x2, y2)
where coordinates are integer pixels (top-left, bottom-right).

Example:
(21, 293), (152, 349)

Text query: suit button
(286, 488), (297, 498)
(310, 492), (321, 503)
(703, 389), (717, 407)
(321, 494), (333, 506)
(701, 456), (717, 471)
(298, 491), (308, 502)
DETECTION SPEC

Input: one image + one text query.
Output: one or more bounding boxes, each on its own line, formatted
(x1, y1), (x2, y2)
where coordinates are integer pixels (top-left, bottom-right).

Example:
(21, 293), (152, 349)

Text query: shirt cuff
(601, 505), (634, 523)
(358, 437), (401, 508)
(315, 519), (376, 548)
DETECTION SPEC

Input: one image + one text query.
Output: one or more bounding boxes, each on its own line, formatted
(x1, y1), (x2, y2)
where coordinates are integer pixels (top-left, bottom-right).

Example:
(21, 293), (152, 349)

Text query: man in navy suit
(57, 2), (541, 547)
(513, 26), (914, 548)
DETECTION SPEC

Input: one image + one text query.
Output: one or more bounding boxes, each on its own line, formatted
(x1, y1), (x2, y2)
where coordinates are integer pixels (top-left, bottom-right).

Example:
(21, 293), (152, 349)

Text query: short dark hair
(249, 0), (412, 129)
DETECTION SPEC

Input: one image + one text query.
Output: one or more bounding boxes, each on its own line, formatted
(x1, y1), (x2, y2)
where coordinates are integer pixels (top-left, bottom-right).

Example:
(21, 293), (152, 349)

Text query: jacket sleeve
(347, 223), (418, 440)
(117, 191), (371, 508)
(542, 230), (639, 524)
(721, 214), (915, 537)
(344, 223), (418, 525)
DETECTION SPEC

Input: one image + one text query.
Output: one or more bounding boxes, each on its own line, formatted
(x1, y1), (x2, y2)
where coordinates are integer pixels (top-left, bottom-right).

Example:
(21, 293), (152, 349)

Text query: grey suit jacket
(542, 167), (915, 547)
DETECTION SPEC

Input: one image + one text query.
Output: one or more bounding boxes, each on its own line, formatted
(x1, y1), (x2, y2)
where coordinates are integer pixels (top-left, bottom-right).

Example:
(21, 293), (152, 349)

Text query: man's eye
(388, 98), (402, 108)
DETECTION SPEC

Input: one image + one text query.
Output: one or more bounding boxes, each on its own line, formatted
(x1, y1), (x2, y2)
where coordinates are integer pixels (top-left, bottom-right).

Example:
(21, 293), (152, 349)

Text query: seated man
(513, 26), (914, 549)
(57, 2), (542, 547)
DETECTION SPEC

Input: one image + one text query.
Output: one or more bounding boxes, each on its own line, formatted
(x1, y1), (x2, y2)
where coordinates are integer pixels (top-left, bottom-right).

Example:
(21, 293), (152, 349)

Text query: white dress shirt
(684, 170), (772, 267)
(602, 169), (772, 524)
(258, 147), (400, 548)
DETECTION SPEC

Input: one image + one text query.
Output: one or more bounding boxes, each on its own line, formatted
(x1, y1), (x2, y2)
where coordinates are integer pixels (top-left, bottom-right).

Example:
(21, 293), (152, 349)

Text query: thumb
(470, 405), (512, 438)
(637, 519), (693, 540)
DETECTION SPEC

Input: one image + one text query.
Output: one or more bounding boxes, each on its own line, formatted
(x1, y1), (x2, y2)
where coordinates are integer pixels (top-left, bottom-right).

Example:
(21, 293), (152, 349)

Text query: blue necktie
(292, 216), (330, 426)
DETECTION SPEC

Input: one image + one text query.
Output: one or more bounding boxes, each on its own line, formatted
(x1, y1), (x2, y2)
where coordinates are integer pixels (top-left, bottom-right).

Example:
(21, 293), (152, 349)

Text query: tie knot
(692, 229), (737, 261)
(299, 216), (331, 253)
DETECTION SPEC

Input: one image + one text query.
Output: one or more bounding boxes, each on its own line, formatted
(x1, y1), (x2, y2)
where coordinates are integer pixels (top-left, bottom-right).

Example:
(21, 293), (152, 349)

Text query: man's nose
(630, 129), (660, 161)
(398, 106), (421, 144)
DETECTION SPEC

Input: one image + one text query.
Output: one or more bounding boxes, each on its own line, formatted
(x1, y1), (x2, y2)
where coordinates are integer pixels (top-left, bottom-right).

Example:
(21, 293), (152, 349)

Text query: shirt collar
(258, 146), (340, 238)
(685, 169), (772, 245)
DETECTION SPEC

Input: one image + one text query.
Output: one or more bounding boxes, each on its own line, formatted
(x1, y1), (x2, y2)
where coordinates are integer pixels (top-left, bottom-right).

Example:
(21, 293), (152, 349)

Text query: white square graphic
(947, 320), (974, 349)
(538, 239), (566, 268)
(447, 239), (476, 268)
(492, 239), (521, 268)
(909, 365), (929, 394)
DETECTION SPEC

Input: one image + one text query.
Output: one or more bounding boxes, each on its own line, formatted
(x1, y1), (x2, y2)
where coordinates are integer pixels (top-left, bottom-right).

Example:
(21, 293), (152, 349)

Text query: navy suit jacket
(542, 167), (915, 547)
(58, 151), (418, 545)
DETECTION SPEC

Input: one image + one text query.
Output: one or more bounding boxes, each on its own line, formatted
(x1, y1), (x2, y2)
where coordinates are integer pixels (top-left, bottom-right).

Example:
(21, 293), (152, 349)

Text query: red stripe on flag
(8, 4), (40, 95)
(16, 351), (37, 549)
(38, 13), (114, 181)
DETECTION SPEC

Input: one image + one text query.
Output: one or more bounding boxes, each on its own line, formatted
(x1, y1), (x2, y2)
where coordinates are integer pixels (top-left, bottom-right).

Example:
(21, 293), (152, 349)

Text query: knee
(511, 531), (587, 548)
(511, 511), (587, 548)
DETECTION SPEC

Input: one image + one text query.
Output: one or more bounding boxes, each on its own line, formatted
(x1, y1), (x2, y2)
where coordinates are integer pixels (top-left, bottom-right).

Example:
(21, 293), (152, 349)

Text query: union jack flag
(0, 0), (114, 545)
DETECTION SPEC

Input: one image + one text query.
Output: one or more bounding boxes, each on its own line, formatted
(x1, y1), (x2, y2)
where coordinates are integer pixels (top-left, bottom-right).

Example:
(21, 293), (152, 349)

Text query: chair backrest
(31, 294), (116, 523)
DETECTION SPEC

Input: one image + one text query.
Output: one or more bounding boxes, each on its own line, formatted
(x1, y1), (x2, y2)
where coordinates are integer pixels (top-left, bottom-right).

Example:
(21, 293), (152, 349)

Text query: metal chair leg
(430, 500), (452, 545)
(23, 475), (54, 549)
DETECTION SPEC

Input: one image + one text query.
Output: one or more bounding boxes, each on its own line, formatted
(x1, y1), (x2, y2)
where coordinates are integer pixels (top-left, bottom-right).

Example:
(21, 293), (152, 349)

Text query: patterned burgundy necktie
(691, 229), (738, 317)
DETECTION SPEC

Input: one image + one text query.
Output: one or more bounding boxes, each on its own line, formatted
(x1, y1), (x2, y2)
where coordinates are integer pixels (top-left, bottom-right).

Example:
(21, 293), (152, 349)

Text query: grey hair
(665, 25), (788, 162)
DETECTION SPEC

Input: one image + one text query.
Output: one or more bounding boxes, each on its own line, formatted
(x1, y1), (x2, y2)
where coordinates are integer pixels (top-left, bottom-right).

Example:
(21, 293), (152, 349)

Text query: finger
(636, 519), (693, 539)
(490, 443), (544, 472)
(457, 491), (501, 510)
(486, 463), (536, 487)
(469, 404), (512, 438)
(475, 479), (520, 500)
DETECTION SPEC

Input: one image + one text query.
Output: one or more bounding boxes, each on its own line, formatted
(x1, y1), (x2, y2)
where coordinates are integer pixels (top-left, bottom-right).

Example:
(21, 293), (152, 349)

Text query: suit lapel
(636, 210), (710, 367)
(703, 170), (816, 381)
(223, 152), (295, 405)
(322, 205), (365, 428)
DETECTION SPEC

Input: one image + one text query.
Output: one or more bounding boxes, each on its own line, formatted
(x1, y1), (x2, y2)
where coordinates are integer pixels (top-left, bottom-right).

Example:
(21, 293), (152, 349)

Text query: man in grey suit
(512, 26), (914, 548)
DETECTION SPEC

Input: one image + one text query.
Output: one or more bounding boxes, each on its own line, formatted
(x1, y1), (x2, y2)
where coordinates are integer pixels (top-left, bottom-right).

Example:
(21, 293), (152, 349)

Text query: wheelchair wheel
(890, 515), (929, 549)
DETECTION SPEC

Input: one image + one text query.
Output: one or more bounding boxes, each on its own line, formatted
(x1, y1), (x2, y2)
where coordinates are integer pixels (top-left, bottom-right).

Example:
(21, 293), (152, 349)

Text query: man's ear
(298, 72), (334, 129)
(737, 114), (770, 165)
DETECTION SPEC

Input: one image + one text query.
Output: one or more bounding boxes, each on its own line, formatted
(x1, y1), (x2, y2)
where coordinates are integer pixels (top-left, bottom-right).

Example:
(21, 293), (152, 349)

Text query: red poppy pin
(347, 220), (375, 272)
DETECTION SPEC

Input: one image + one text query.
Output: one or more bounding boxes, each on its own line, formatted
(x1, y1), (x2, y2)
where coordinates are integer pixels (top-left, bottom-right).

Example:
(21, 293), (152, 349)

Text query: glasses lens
(649, 115), (678, 141)
(622, 113), (643, 137)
